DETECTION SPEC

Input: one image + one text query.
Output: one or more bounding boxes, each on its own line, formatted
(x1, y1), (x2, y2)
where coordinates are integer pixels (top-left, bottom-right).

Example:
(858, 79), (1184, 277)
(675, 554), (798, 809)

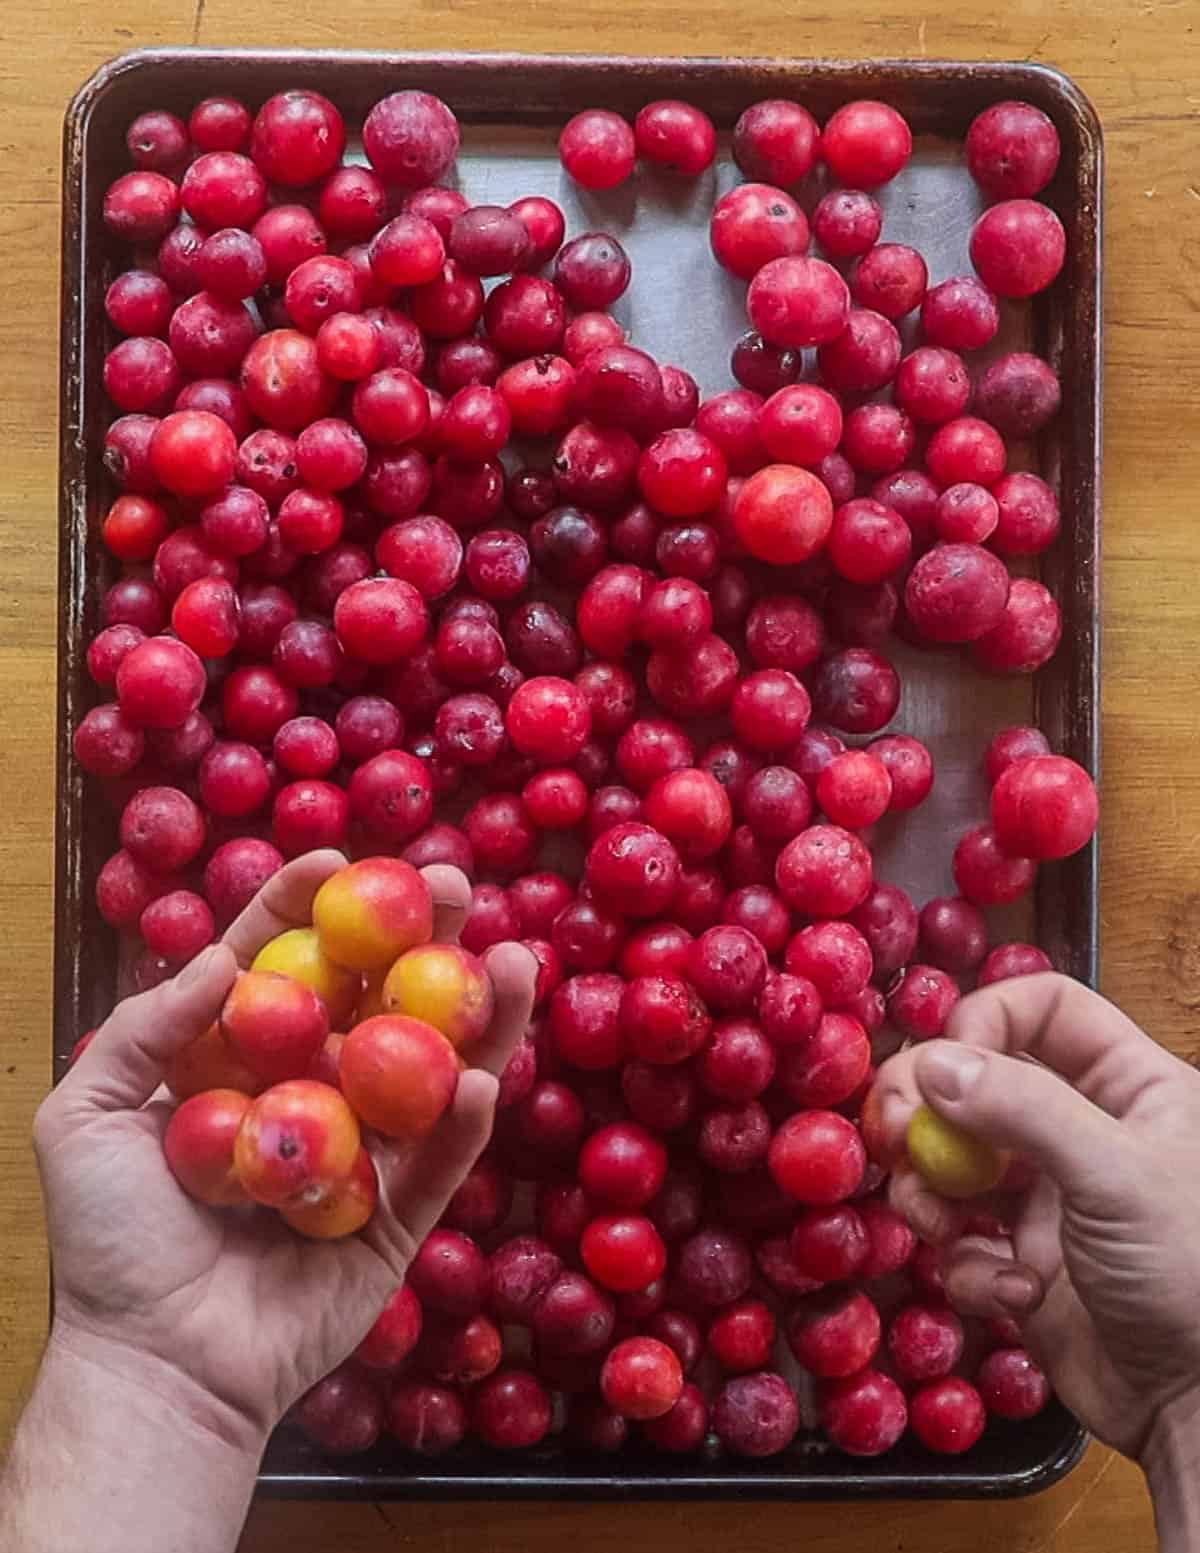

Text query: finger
(363, 1068), (500, 1280)
(912, 1038), (1128, 1200)
(59, 944), (238, 1115)
(873, 1047), (923, 1156)
(421, 864), (472, 944)
(947, 972), (1180, 1116)
(222, 849), (347, 967)
(887, 1161), (966, 1246)
(468, 941), (538, 1076)
(1011, 1170), (1067, 1291)
(941, 1235), (1046, 1320)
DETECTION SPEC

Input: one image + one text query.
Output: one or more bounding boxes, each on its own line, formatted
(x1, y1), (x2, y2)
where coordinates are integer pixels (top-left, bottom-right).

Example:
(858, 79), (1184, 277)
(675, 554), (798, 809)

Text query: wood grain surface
(1, 1), (1197, 1547)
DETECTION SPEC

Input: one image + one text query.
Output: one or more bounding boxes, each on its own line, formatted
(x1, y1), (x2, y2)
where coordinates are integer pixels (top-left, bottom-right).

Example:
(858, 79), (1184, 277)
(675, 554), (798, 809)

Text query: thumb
(912, 1039), (1129, 1201)
(63, 944), (238, 1116)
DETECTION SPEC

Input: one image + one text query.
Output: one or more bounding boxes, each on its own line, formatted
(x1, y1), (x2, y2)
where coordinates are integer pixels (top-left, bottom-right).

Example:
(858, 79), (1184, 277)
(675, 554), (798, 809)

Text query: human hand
(874, 972), (1200, 1468)
(34, 850), (535, 1452)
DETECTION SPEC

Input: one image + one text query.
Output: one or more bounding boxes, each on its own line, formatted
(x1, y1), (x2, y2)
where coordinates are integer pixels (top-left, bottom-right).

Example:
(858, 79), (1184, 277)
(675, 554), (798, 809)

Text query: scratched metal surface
(450, 124), (1040, 945)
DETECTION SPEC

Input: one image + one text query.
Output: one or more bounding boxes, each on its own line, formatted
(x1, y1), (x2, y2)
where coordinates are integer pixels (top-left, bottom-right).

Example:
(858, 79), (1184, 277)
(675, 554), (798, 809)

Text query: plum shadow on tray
(58, 49), (1101, 1499)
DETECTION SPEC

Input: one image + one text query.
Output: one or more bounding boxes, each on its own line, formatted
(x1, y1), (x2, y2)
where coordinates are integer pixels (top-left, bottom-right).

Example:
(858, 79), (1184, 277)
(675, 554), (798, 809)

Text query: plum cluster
(161, 857), (491, 1238)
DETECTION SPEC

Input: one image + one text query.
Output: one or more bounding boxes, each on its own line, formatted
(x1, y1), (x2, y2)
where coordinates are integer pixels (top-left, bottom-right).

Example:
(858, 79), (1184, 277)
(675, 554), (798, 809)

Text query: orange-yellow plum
(165, 1022), (265, 1101)
(313, 857), (434, 972)
(281, 1146), (379, 1239)
(381, 943), (494, 1050)
(340, 1014), (460, 1139)
(234, 1078), (361, 1207)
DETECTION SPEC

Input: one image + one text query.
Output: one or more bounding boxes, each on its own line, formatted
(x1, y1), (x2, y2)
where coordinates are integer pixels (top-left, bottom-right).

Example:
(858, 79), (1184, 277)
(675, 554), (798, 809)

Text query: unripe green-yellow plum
(252, 926), (360, 1026)
(340, 1014), (460, 1138)
(220, 970), (329, 1084)
(906, 1103), (1009, 1199)
(281, 1146), (379, 1239)
(164, 1088), (252, 1206)
(313, 857), (434, 972)
(234, 1078), (361, 1207)
(382, 943), (494, 1050)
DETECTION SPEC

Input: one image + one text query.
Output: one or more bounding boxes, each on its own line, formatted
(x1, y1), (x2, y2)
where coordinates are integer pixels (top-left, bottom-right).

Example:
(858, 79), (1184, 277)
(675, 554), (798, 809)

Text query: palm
(44, 1106), (389, 1426)
(37, 852), (534, 1436)
(1008, 1177), (1154, 1456)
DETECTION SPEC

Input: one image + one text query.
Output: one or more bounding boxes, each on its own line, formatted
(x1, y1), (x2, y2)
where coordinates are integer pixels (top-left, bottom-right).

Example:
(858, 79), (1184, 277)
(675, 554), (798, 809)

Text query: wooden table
(1, 0), (1195, 1546)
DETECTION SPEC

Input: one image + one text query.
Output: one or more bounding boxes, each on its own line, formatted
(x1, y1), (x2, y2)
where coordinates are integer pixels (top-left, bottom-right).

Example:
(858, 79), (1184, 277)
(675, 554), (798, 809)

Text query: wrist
(1, 1320), (265, 1553)
(1142, 1390), (1200, 1553)
(46, 1316), (270, 1459)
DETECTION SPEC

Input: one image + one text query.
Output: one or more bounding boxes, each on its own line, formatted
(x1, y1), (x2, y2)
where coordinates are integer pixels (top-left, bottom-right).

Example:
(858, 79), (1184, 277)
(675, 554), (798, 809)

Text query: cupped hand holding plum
(7, 850), (533, 1553)
(874, 973), (1200, 1548)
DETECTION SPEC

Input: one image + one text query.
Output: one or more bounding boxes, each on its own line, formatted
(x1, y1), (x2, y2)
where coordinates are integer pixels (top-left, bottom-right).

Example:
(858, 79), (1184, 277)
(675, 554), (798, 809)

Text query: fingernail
(487, 941), (538, 982)
(919, 1044), (985, 1102)
(178, 944), (219, 988)
(469, 1069), (500, 1105)
(995, 1268), (1038, 1313)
